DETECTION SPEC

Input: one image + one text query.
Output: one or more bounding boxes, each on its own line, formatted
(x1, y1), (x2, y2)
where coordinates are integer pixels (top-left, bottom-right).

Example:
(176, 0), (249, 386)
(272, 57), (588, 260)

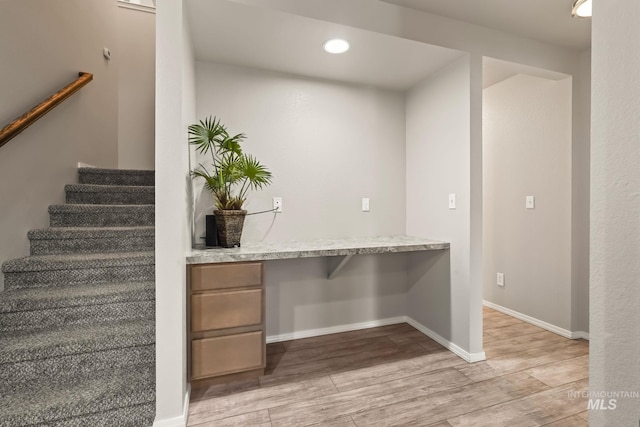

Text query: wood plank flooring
(187, 307), (589, 426)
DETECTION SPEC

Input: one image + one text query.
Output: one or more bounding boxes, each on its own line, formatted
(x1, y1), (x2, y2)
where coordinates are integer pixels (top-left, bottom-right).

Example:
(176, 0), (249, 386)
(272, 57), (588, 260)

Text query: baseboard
(266, 316), (406, 344)
(483, 300), (589, 340)
(266, 316), (486, 363)
(77, 162), (96, 168)
(572, 331), (590, 340)
(152, 385), (190, 427)
(405, 317), (486, 363)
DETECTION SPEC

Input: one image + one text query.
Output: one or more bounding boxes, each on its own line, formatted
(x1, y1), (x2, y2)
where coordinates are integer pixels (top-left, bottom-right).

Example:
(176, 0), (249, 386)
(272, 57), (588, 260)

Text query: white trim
(266, 316), (485, 363)
(572, 331), (590, 340)
(77, 162), (96, 168)
(266, 317), (406, 343)
(152, 385), (190, 427)
(405, 317), (486, 363)
(118, 1), (156, 14)
(483, 300), (588, 340)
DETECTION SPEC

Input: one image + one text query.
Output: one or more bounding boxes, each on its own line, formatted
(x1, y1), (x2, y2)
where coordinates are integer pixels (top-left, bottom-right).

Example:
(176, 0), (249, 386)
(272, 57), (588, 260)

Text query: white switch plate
(273, 197), (283, 213)
(448, 193), (456, 210)
(497, 272), (505, 287)
(362, 197), (370, 212)
(526, 196), (535, 209)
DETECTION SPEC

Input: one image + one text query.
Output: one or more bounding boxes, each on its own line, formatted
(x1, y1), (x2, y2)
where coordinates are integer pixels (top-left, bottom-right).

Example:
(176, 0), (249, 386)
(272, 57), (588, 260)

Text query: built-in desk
(186, 235), (449, 386)
(188, 235), (449, 270)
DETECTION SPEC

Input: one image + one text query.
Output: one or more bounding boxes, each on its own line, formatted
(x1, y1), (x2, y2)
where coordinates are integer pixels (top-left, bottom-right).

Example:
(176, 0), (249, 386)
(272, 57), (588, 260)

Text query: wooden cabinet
(188, 262), (265, 387)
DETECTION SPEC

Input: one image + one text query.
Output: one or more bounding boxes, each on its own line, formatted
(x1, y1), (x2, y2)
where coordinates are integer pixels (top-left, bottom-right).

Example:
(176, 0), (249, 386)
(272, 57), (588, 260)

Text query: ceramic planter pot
(213, 209), (247, 248)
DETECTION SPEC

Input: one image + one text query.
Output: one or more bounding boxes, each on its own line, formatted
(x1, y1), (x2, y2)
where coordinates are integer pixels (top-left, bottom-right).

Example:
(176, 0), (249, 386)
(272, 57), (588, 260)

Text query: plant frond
(188, 116), (227, 155)
(220, 132), (245, 156)
(218, 156), (244, 185)
(191, 167), (223, 193)
(240, 154), (273, 190)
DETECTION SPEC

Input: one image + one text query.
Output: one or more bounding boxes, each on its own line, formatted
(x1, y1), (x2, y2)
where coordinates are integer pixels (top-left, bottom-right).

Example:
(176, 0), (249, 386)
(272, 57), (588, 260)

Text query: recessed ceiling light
(571, 0), (592, 18)
(323, 39), (350, 54)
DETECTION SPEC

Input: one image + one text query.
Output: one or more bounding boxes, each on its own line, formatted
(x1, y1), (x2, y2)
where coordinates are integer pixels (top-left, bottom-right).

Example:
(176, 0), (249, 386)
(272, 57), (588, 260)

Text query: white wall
(483, 74), (572, 330)
(571, 49), (590, 335)
(405, 56), (483, 358)
(117, 4), (156, 169)
(193, 62), (406, 243)
(155, 0), (194, 425)
(265, 254), (408, 338)
(232, 0), (592, 336)
(0, 0), (118, 290)
(194, 62), (409, 338)
(590, 1), (640, 425)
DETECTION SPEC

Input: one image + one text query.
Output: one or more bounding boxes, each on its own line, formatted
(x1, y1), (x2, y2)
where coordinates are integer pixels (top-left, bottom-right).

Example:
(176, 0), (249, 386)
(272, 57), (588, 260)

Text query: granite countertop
(186, 235), (449, 264)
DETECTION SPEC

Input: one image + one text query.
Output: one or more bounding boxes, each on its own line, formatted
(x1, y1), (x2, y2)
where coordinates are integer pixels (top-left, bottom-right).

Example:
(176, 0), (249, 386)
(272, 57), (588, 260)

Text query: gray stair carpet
(65, 184), (155, 205)
(49, 204), (154, 227)
(29, 226), (155, 255)
(0, 167), (156, 427)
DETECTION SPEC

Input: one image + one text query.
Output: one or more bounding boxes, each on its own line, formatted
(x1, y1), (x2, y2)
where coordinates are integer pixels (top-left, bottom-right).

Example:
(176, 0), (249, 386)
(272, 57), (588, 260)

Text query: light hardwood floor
(187, 307), (589, 426)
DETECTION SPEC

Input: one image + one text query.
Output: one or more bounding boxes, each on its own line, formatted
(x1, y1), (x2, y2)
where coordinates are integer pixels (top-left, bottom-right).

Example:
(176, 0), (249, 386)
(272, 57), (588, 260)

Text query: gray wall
(193, 62), (407, 244)
(155, 0), (195, 423)
(0, 0), (119, 290)
(483, 74), (573, 330)
(405, 56), (483, 357)
(193, 62), (408, 338)
(590, 0), (640, 424)
(265, 255), (408, 338)
(117, 5), (156, 170)
(571, 50), (591, 335)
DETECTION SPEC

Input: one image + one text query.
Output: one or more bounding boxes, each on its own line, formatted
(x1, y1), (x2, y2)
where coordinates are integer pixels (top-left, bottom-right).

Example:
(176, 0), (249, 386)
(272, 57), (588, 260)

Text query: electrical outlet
(497, 272), (505, 287)
(362, 197), (370, 212)
(273, 197), (283, 213)
(449, 193), (456, 210)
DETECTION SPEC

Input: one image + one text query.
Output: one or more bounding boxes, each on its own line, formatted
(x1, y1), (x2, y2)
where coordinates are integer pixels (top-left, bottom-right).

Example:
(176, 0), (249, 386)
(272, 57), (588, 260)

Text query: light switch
(362, 197), (370, 212)
(448, 193), (456, 210)
(526, 196), (535, 209)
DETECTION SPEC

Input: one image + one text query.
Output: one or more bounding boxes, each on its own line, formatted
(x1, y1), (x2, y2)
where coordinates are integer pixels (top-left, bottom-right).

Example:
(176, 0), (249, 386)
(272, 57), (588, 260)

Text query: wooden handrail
(0, 72), (93, 149)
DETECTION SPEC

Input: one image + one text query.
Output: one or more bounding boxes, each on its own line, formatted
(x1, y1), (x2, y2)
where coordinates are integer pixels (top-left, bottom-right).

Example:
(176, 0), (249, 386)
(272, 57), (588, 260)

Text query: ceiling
(186, 0), (465, 91)
(483, 57), (569, 89)
(381, 0), (591, 50)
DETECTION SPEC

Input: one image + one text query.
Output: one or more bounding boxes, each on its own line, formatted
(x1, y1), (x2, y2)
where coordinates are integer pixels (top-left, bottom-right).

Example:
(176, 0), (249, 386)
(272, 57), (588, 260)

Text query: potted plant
(189, 116), (272, 248)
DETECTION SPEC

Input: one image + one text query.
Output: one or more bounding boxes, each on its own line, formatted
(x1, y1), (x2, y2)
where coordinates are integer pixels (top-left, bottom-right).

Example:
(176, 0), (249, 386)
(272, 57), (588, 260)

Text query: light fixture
(323, 39), (350, 54)
(571, 0), (592, 18)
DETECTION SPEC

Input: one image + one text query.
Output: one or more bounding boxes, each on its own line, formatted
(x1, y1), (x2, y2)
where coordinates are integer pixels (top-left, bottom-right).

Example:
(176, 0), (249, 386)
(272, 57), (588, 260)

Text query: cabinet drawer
(191, 263), (262, 291)
(192, 289), (262, 332)
(191, 332), (263, 379)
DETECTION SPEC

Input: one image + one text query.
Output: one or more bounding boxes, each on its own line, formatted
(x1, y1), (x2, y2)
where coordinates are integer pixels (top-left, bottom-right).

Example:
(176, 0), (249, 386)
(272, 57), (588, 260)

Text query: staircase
(0, 167), (156, 427)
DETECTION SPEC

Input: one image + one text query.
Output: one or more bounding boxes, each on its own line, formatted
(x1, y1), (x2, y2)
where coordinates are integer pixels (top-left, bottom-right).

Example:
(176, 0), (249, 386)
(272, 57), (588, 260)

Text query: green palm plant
(189, 116), (272, 210)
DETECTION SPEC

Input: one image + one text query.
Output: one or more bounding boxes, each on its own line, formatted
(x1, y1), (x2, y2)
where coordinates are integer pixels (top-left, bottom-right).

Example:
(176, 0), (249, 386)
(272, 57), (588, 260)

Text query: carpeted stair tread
(29, 226), (155, 240)
(78, 167), (154, 187)
(48, 204), (154, 227)
(0, 362), (155, 427)
(2, 251), (154, 273)
(29, 226), (155, 255)
(65, 184), (155, 205)
(65, 184), (155, 194)
(0, 319), (154, 365)
(0, 281), (154, 313)
(0, 344), (154, 390)
(48, 204), (154, 214)
(45, 402), (155, 427)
